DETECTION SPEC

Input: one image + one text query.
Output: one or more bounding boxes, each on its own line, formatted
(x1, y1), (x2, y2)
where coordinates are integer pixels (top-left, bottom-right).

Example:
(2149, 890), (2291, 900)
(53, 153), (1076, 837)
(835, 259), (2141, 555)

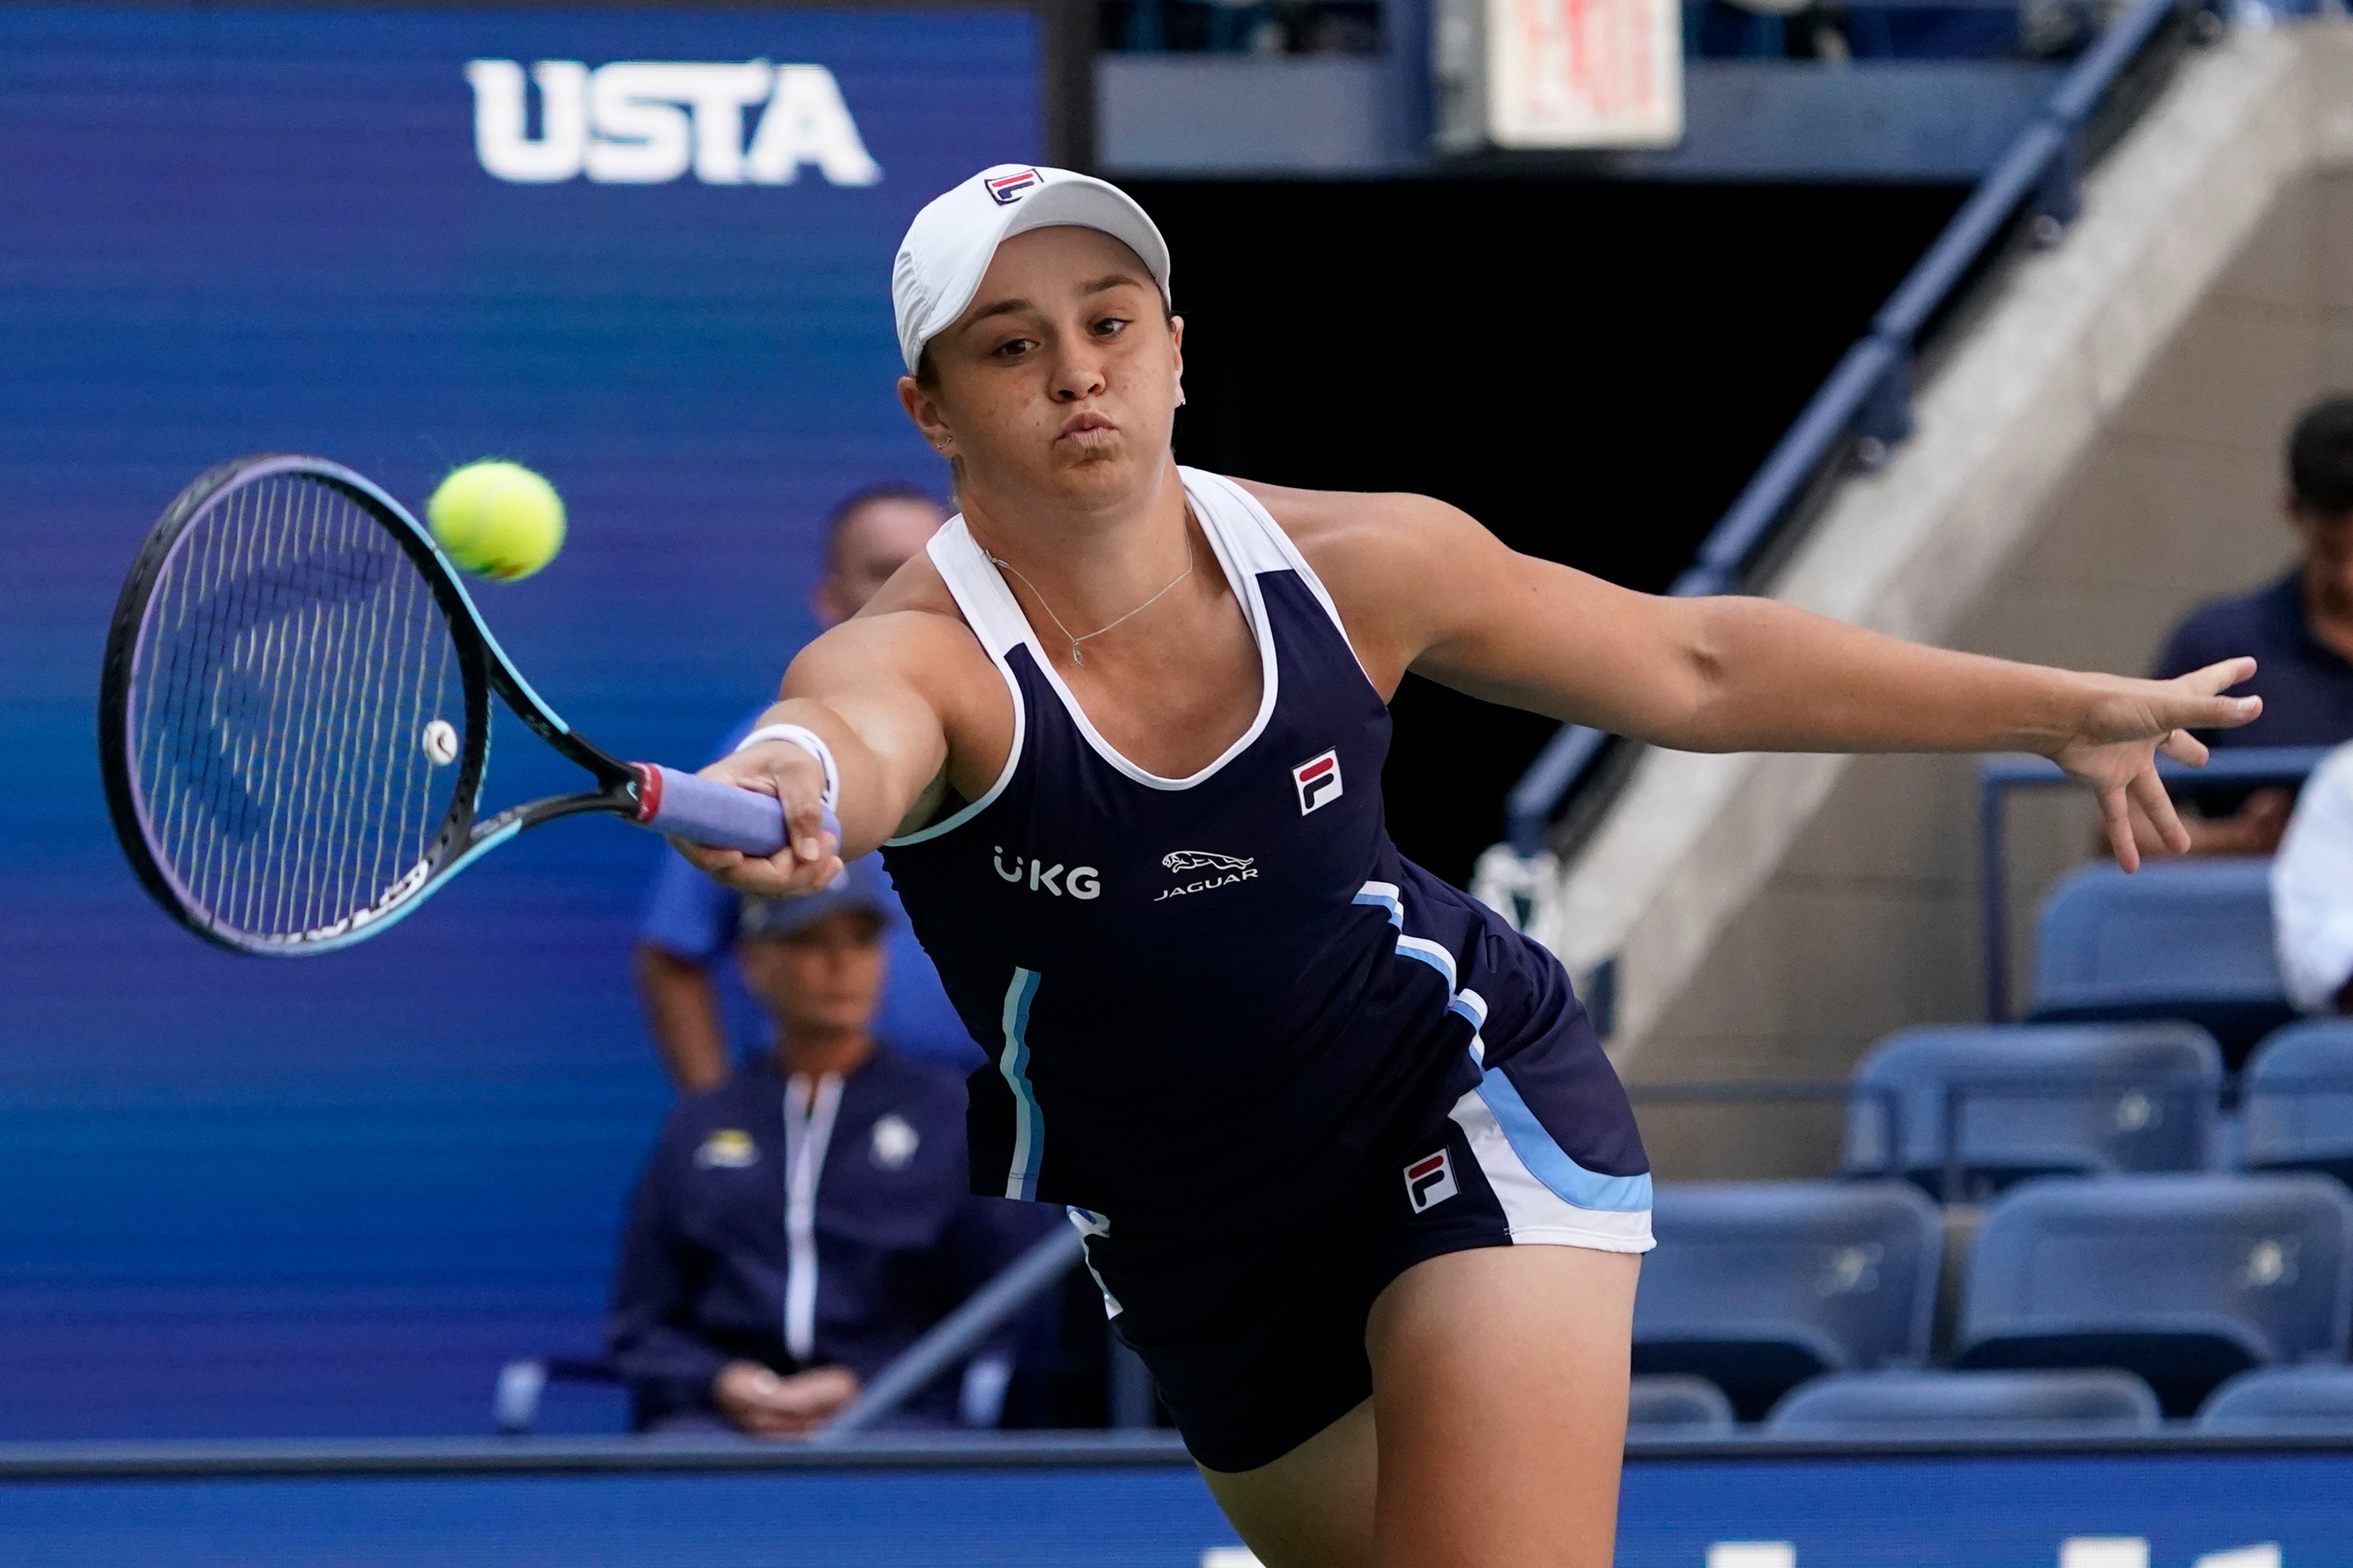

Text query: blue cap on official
(737, 856), (898, 942)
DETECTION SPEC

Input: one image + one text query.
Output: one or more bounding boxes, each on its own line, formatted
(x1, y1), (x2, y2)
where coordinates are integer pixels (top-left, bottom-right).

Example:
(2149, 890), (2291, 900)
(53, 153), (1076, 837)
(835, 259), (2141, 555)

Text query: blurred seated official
(635, 483), (978, 1091)
(610, 865), (1053, 1435)
(2273, 740), (2353, 1013)
(2132, 394), (2353, 856)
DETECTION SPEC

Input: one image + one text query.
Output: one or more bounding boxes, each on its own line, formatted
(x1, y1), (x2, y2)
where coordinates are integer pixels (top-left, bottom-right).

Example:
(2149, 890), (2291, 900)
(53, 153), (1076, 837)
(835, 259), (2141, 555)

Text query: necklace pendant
(1071, 646), (1085, 667)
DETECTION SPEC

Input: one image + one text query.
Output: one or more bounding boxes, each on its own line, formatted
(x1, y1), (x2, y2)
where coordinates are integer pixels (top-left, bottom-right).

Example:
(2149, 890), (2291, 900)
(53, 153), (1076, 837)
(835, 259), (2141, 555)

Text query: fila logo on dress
(1403, 1149), (1457, 1212)
(1293, 749), (1343, 815)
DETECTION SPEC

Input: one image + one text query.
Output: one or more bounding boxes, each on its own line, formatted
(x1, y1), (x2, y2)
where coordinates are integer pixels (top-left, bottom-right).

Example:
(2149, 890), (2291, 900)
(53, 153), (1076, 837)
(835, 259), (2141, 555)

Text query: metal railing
(1975, 745), (2329, 1019)
(819, 1225), (1088, 1440)
(491, 1228), (1103, 1440)
(1504, 0), (2209, 860)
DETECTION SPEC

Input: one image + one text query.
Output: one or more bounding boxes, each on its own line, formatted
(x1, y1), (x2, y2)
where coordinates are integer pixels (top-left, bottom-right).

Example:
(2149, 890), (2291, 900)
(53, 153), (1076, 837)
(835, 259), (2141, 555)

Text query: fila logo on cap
(1293, 749), (1343, 815)
(1403, 1149), (1457, 1213)
(985, 167), (1041, 204)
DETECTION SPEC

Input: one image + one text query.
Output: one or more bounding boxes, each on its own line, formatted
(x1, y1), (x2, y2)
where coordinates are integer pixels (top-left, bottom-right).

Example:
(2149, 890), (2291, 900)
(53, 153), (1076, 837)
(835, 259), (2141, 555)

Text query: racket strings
(131, 475), (463, 942)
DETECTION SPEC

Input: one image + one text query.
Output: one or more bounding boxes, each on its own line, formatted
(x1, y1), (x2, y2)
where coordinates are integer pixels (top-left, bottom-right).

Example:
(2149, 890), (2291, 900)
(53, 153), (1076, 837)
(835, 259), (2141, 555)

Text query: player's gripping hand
(2049, 656), (2263, 873)
(668, 740), (844, 896)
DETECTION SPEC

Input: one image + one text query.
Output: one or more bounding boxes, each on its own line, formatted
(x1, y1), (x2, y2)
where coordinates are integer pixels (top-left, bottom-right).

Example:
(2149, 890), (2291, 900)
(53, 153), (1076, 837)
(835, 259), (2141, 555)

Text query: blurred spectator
(1102, 0), (1379, 53)
(2133, 395), (2353, 856)
(635, 484), (976, 1092)
(2273, 740), (2353, 1014)
(1690, 0), (1854, 60)
(1689, 0), (2024, 60)
(610, 866), (1055, 1435)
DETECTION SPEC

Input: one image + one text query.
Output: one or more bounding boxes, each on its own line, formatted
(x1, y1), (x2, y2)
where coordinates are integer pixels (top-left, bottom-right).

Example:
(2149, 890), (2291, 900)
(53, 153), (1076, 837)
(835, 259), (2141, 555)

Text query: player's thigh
(1196, 1396), (1378, 1568)
(1365, 1243), (1640, 1568)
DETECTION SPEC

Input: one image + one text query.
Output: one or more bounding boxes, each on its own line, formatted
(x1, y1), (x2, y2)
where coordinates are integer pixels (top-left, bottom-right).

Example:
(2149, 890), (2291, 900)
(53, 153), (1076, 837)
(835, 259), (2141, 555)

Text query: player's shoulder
(859, 536), (960, 619)
(1229, 477), (1466, 546)
(798, 546), (992, 676)
(1228, 478), (1487, 590)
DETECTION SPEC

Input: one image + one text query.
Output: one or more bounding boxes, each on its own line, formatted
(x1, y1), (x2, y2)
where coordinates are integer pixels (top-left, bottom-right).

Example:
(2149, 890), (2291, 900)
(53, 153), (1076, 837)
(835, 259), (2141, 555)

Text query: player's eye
(991, 336), (1036, 360)
(1093, 316), (1129, 338)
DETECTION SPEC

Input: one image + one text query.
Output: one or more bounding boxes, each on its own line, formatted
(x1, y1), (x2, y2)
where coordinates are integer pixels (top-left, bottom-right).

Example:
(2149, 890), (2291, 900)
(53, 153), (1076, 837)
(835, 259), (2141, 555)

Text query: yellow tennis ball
(426, 461), (565, 582)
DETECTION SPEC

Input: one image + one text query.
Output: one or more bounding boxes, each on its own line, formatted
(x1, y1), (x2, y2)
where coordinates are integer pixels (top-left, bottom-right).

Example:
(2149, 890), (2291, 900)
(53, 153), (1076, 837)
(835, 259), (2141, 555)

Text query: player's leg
(1364, 1244), (1639, 1568)
(1195, 1396), (1379, 1568)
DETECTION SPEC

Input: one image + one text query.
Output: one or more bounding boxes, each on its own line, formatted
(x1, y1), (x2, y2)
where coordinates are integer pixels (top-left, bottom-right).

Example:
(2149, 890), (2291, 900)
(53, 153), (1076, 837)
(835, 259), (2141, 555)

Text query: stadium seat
(1765, 1369), (2161, 1435)
(1954, 1173), (2353, 1415)
(2029, 859), (2295, 1064)
(1632, 1181), (1942, 1422)
(2242, 1020), (2353, 1186)
(2197, 1365), (2353, 1432)
(1626, 1374), (1737, 1434)
(1843, 1022), (2220, 1198)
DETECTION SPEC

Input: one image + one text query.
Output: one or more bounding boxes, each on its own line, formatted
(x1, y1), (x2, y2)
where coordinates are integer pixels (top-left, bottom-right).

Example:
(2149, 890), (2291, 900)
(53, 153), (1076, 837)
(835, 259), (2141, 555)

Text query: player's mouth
(1057, 412), (1118, 446)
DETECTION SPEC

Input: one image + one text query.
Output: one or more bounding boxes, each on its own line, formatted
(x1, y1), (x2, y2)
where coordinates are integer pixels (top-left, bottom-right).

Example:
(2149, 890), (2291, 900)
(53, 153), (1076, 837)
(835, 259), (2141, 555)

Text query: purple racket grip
(632, 763), (839, 856)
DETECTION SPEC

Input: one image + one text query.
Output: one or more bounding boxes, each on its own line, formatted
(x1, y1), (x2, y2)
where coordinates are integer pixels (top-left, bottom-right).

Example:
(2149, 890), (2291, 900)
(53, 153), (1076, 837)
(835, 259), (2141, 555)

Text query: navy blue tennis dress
(881, 469), (1651, 1470)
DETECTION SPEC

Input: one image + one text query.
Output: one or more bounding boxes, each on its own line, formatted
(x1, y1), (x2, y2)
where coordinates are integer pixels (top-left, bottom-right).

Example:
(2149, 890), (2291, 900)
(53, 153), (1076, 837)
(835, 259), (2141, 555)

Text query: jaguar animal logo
(1162, 850), (1253, 874)
(1155, 849), (1259, 902)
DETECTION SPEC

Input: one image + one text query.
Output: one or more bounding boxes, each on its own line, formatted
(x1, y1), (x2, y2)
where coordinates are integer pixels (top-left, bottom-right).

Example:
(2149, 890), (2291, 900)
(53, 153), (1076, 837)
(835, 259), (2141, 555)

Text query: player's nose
(1048, 341), (1109, 403)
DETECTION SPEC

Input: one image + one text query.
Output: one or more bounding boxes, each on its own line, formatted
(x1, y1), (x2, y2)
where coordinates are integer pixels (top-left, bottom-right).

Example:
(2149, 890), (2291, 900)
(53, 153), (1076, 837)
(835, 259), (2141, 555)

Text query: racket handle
(631, 763), (839, 857)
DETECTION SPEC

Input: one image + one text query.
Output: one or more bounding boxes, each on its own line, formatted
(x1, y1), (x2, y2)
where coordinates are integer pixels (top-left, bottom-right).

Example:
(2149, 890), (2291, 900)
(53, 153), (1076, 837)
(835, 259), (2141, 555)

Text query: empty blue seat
(2030, 859), (2293, 1063)
(2243, 1021), (2353, 1186)
(1766, 1369), (2160, 1435)
(1633, 1181), (1942, 1422)
(2197, 1365), (2353, 1432)
(1626, 1374), (1735, 1434)
(1844, 1023), (2220, 1198)
(1955, 1173), (2353, 1415)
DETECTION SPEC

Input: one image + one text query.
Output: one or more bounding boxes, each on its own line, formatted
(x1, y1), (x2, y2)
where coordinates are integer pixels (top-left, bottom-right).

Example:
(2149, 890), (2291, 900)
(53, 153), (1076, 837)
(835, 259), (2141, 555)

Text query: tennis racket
(99, 453), (830, 956)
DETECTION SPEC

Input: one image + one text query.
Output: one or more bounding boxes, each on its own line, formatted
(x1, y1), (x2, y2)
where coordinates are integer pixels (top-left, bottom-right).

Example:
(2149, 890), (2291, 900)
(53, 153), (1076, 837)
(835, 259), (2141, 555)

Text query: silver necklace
(983, 531), (1197, 667)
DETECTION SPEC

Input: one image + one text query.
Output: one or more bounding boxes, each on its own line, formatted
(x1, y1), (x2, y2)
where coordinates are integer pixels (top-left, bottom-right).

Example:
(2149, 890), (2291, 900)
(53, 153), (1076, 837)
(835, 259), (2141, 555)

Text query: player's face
(901, 225), (1183, 508)
(739, 910), (889, 1037)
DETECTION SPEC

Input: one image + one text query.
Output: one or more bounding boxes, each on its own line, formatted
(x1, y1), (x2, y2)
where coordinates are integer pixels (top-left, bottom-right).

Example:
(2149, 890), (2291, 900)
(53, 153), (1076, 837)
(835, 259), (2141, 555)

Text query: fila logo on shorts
(1293, 749), (1343, 815)
(985, 167), (1041, 204)
(1403, 1149), (1457, 1212)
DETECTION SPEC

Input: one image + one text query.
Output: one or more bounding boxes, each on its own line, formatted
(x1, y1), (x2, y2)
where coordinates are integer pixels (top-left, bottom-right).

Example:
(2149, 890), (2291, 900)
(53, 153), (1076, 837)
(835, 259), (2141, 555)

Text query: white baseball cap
(891, 164), (1172, 375)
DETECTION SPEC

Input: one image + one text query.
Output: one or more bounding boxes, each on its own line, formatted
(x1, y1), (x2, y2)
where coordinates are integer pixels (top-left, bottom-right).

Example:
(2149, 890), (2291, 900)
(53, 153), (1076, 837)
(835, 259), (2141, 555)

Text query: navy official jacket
(2156, 570), (2353, 751)
(608, 1047), (1046, 1426)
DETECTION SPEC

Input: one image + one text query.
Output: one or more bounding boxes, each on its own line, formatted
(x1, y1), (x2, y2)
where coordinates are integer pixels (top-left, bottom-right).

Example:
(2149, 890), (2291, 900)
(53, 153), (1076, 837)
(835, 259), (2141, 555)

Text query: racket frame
(101, 453), (646, 956)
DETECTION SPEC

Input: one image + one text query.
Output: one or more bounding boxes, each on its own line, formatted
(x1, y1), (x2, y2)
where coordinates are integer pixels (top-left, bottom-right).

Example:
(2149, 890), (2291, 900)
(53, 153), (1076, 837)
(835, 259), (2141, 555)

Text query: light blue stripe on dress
(998, 967), (1045, 1201)
(1476, 1065), (1652, 1212)
(1353, 880), (1403, 928)
(1396, 935), (1457, 988)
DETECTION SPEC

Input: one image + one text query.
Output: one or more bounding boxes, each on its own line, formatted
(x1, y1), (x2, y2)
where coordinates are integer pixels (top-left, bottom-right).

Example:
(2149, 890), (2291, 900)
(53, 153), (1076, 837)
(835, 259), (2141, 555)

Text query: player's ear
(1169, 315), (1185, 406)
(898, 374), (955, 458)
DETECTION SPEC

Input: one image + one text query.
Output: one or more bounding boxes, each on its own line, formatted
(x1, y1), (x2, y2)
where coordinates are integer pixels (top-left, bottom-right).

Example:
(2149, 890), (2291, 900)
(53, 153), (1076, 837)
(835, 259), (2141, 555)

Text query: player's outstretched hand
(2050, 657), (2262, 873)
(669, 740), (844, 895)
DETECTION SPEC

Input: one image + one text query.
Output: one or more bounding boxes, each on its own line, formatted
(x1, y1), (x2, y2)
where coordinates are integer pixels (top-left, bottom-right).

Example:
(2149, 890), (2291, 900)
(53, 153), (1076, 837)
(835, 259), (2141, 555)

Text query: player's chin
(1042, 443), (1151, 499)
(1047, 429), (1131, 469)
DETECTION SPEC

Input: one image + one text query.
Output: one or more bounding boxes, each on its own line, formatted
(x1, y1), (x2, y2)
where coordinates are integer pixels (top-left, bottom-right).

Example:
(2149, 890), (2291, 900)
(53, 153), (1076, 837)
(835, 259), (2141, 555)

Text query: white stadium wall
(1527, 24), (2353, 1179)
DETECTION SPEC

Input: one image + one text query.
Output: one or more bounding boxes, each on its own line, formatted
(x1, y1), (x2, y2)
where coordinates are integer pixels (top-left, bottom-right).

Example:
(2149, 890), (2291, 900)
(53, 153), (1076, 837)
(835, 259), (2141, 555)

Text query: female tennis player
(675, 165), (2259, 1567)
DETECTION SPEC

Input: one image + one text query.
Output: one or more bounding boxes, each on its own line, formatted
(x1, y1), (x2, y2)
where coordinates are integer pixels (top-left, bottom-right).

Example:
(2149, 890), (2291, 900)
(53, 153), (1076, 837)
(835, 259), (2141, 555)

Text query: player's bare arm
(671, 593), (1012, 896)
(1259, 481), (2263, 872)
